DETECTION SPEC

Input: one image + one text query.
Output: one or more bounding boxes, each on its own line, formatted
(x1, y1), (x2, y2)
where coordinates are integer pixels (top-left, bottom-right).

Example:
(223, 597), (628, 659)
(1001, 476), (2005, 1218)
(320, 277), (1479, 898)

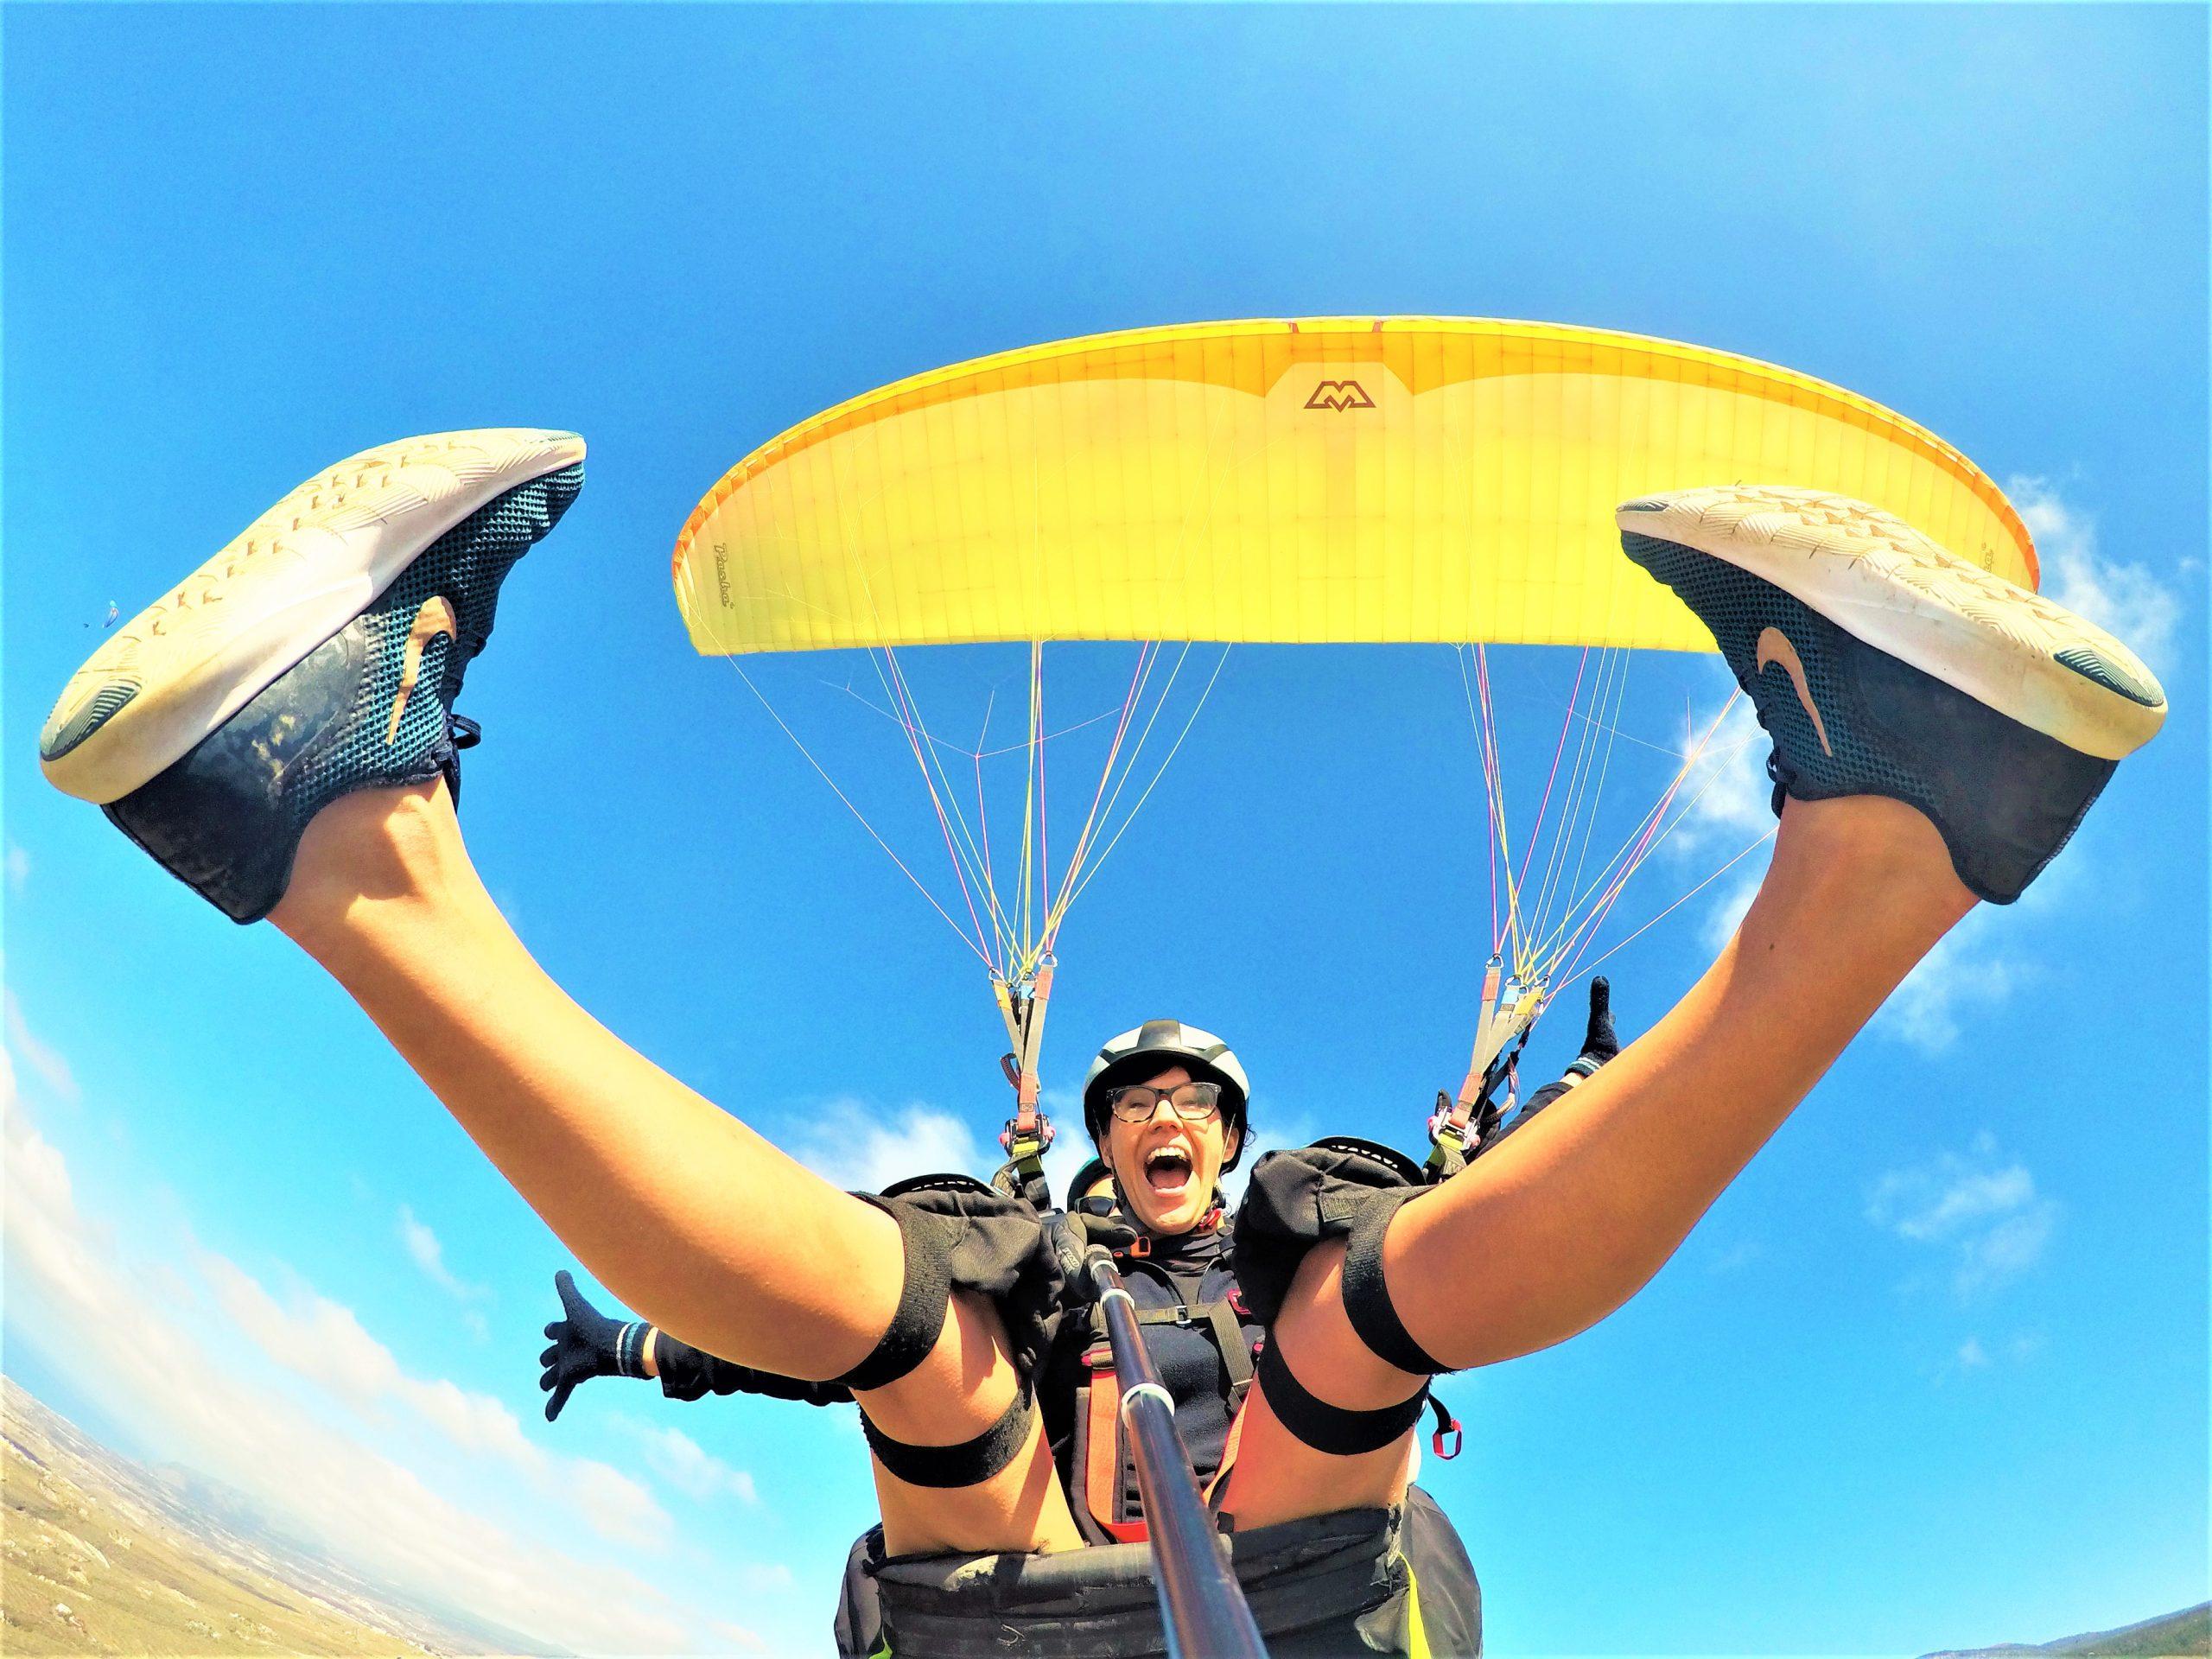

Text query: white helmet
(1081, 1019), (1250, 1169)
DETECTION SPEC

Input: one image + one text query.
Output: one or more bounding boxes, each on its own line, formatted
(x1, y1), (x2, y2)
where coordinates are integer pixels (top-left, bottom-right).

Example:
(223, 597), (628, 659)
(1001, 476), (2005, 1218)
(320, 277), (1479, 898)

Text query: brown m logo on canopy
(1303, 379), (1376, 411)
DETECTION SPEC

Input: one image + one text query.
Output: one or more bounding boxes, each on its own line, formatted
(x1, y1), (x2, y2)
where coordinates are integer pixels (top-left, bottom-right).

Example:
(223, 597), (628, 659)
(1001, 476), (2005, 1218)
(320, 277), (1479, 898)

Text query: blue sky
(4, 6), (2206, 1656)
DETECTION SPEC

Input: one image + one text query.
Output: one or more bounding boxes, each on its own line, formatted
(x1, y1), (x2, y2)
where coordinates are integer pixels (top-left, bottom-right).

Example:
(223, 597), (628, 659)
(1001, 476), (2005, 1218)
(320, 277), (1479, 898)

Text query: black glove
(539, 1269), (653, 1422)
(1049, 1199), (1141, 1306)
(1563, 976), (1620, 1079)
(652, 1342), (854, 1407)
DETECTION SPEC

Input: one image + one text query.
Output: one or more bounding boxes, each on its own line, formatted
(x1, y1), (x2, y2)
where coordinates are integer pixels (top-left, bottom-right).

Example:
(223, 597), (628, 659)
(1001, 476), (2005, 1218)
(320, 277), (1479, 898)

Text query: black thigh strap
(834, 1199), (955, 1393)
(1342, 1199), (1449, 1376)
(1254, 1338), (1428, 1457)
(861, 1382), (1034, 1489)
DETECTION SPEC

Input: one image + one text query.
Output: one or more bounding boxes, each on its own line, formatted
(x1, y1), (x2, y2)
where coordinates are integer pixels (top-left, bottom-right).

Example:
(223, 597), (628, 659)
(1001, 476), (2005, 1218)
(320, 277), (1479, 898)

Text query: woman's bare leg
(273, 779), (896, 1372)
(1224, 793), (1974, 1528)
(272, 778), (1081, 1554)
(39, 429), (1077, 1556)
(1395, 794), (1975, 1363)
(1226, 483), (2164, 1529)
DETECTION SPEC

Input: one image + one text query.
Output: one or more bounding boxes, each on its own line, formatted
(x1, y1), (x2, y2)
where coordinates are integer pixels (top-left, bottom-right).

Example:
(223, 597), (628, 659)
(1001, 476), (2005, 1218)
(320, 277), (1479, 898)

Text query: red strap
(1084, 1351), (1147, 1542)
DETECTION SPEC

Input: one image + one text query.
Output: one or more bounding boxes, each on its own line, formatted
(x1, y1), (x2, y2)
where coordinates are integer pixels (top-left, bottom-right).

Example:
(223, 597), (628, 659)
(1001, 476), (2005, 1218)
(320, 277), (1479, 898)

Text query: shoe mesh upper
(286, 466), (582, 836)
(1621, 531), (1929, 809)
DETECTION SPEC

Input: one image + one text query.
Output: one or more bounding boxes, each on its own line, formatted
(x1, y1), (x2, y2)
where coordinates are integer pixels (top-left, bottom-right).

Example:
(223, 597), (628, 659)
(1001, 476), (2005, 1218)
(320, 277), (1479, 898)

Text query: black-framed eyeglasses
(1106, 1081), (1223, 1122)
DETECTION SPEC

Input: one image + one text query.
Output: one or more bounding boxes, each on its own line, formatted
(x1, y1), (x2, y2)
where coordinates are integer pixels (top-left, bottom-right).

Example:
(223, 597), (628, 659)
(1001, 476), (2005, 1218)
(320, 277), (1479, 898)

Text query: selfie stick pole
(1086, 1249), (1270, 1659)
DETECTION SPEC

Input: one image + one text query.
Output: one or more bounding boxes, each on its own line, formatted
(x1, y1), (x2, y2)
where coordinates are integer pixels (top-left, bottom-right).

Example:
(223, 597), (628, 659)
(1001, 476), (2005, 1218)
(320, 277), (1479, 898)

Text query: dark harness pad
(843, 1175), (1065, 1490)
(1231, 1137), (1427, 1330)
(857, 1173), (1067, 1391)
(1231, 1139), (1452, 1453)
(840, 1493), (1478, 1657)
(653, 1174), (1067, 1412)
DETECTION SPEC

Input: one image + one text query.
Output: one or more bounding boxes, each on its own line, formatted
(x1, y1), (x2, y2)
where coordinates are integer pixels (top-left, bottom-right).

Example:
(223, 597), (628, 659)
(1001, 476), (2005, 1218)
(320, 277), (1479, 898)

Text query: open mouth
(1142, 1146), (1194, 1197)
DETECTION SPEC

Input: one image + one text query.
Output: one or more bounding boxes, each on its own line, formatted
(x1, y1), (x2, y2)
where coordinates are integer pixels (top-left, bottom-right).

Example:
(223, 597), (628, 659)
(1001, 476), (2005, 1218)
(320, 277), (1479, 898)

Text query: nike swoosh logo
(1755, 627), (1833, 757)
(386, 596), (459, 743)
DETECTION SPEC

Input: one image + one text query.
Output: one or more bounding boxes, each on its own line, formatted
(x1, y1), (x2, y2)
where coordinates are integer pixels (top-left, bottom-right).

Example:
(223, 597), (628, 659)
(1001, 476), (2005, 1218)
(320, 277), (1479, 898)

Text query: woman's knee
(1230, 1142), (1447, 1472)
(838, 1177), (1069, 1520)
(864, 1289), (1080, 1554)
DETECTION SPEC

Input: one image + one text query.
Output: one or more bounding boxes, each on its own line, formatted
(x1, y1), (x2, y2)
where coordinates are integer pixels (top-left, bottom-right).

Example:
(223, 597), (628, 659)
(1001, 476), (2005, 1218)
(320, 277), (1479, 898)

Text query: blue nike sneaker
(40, 429), (585, 921)
(1618, 486), (2166, 903)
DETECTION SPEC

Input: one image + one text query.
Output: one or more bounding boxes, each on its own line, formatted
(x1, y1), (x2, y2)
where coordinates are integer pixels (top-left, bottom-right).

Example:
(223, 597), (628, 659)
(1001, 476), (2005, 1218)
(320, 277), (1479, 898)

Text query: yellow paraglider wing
(672, 316), (2034, 656)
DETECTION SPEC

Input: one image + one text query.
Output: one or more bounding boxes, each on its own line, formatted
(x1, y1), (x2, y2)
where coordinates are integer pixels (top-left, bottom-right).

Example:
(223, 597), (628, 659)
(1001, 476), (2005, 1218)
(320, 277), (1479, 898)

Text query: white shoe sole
(1617, 486), (2166, 763)
(40, 429), (586, 804)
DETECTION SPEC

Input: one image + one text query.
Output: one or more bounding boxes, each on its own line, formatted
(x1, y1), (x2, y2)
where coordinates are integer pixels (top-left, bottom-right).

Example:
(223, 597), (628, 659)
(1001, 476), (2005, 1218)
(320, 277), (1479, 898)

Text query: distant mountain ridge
(1922, 1601), (2211, 1659)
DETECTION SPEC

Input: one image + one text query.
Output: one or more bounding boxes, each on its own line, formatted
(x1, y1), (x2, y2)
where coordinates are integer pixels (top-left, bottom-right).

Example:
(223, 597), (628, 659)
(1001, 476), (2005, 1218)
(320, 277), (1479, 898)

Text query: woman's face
(1101, 1064), (1241, 1235)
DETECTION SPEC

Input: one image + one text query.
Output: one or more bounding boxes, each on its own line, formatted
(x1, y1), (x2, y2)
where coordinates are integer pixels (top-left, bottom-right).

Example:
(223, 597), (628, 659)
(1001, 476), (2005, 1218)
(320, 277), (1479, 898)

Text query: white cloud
(194, 1246), (670, 1549)
(2008, 476), (2185, 674)
(1667, 694), (1776, 866)
(620, 1418), (760, 1506)
(1702, 1237), (1764, 1276)
(199, 1253), (402, 1413)
(1879, 1165), (2035, 1243)
(3, 1059), (115, 1316)
(736, 1561), (796, 1592)
(1649, 684), (1779, 961)
(0, 1051), (750, 1652)
(397, 1205), (486, 1302)
(4, 988), (80, 1104)
(5, 842), (30, 892)
(1699, 868), (1764, 957)
(1865, 1132), (2057, 1300)
(1873, 903), (2032, 1054)
(1938, 1326), (2046, 1384)
(1955, 1208), (2059, 1298)
(789, 1098), (987, 1193)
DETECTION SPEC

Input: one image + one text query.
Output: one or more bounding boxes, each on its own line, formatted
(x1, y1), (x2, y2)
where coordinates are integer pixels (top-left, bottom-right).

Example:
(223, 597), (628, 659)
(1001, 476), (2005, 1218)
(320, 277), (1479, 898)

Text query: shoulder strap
(1203, 1297), (1255, 1404)
(1071, 1275), (1256, 1544)
(1077, 1332), (1148, 1543)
